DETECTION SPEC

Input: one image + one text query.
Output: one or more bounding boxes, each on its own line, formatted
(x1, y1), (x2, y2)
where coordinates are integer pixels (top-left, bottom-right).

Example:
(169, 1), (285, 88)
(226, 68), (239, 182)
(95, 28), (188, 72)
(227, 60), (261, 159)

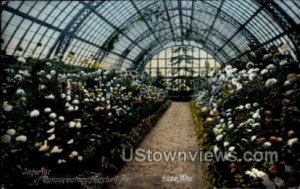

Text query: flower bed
(192, 47), (299, 188)
(0, 55), (170, 188)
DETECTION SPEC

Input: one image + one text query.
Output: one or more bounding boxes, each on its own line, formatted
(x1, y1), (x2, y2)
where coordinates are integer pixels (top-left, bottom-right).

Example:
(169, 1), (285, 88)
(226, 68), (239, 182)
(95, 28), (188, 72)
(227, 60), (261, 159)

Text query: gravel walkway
(110, 102), (210, 189)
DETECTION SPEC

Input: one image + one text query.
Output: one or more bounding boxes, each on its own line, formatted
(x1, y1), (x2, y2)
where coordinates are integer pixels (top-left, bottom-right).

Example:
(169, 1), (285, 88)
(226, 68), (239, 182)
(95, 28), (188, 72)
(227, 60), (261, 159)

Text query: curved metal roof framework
(1, 0), (300, 70)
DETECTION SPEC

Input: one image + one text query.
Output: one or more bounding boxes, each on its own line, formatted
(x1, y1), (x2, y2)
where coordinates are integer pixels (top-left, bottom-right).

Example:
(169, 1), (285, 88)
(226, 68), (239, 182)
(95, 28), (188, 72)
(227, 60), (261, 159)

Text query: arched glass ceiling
(1, 0), (300, 70)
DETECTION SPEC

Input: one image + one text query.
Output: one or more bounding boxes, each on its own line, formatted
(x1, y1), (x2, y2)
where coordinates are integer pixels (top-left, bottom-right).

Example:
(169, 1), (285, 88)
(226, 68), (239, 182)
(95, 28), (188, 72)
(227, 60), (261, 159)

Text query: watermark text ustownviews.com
(121, 148), (278, 162)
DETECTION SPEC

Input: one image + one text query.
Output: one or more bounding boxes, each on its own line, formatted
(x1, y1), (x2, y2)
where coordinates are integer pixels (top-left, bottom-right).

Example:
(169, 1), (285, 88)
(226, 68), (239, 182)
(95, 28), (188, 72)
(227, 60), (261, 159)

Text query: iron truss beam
(203, 0), (225, 46)
(97, 0), (258, 63)
(50, 1), (104, 57)
(119, 14), (241, 63)
(214, 10), (260, 47)
(225, 0), (300, 63)
(178, 0), (184, 44)
(80, 2), (153, 58)
(1, 5), (135, 63)
(254, 0), (300, 59)
(189, 0), (195, 38)
(226, 23), (300, 64)
(131, 31), (231, 71)
(215, 1), (268, 55)
(123, 1), (259, 51)
(125, 25), (237, 61)
(130, 0), (162, 48)
(118, 6), (259, 58)
(163, 0), (176, 41)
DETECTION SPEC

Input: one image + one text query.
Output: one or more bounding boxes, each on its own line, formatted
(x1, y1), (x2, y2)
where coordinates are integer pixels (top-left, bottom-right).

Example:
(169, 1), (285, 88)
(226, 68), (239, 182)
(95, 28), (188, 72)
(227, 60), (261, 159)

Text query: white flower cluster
(245, 168), (266, 178)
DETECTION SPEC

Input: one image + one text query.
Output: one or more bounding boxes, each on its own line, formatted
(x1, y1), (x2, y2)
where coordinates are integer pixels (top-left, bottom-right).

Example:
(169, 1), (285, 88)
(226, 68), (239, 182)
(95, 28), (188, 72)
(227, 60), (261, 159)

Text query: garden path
(110, 102), (210, 189)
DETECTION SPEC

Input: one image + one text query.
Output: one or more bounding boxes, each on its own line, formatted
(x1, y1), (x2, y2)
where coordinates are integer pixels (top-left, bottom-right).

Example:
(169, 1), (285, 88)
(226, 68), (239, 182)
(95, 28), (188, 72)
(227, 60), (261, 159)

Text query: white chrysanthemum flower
(18, 70), (30, 77)
(206, 117), (214, 122)
(48, 134), (55, 141)
(236, 105), (244, 110)
(49, 121), (55, 126)
(246, 62), (254, 69)
(69, 121), (76, 128)
(75, 122), (81, 128)
(74, 106), (79, 111)
(228, 124), (234, 129)
(245, 103), (251, 110)
(248, 73), (256, 81)
(65, 102), (70, 107)
(30, 109), (40, 117)
(58, 116), (65, 121)
(68, 106), (74, 111)
(213, 145), (219, 154)
(45, 94), (55, 100)
(15, 135), (27, 142)
(236, 83), (243, 90)
(14, 74), (23, 81)
(37, 70), (45, 75)
(201, 107), (208, 112)
(72, 99), (79, 105)
(50, 146), (63, 154)
(44, 107), (52, 113)
(216, 134), (223, 141)
(228, 146), (235, 152)
(266, 64), (276, 70)
(46, 74), (52, 80)
(7, 128), (16, 136)
(251, 168), (266, 178)
(260, 69), (268, 75)
(67, 139), (74, 144)
(50, 70), (56, 76)
(252, 110), (260, 120)
(1, 134), (11, 143)
(78, 156), (83, 161)
(66, 95), (71, 101)
(39, 140), (49, 152)
(223, 141), (229, 147)
(287, 138), (298, 147)
(57, 159), (66, 164)
(39, 84), (46, 90)
(252, 169), (262, 177)
(16, 88), (26, 96)
(251, 136), (257, 141)
(4, 104), (13, 112)
(61, 93), (66, 98)
(47, 128), (55, 134)
(46, 62), (52, 66)
(284, 80), (292, 86)
(263, 142), (272, 147)
(245, 170), (257, 178)
(71, 151), (78, 156)
(265, 78), (278, 87)
(49, 112), (57, 119)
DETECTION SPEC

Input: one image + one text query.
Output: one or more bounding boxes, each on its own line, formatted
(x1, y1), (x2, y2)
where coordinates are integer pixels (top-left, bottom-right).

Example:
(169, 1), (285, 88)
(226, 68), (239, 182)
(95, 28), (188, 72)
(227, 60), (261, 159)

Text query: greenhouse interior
(1, 0), (300, 188)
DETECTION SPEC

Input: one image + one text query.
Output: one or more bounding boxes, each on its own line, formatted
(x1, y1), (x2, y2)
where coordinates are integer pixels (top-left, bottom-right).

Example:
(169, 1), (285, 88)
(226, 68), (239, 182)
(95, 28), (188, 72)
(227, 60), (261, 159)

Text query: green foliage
(0, 55), (169, 188)
(192, 48), (300, 188)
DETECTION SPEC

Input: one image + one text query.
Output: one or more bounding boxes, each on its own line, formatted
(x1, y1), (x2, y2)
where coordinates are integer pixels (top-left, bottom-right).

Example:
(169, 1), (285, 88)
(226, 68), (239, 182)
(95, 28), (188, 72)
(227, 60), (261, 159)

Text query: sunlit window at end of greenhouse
(144, 46), (220, 92)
